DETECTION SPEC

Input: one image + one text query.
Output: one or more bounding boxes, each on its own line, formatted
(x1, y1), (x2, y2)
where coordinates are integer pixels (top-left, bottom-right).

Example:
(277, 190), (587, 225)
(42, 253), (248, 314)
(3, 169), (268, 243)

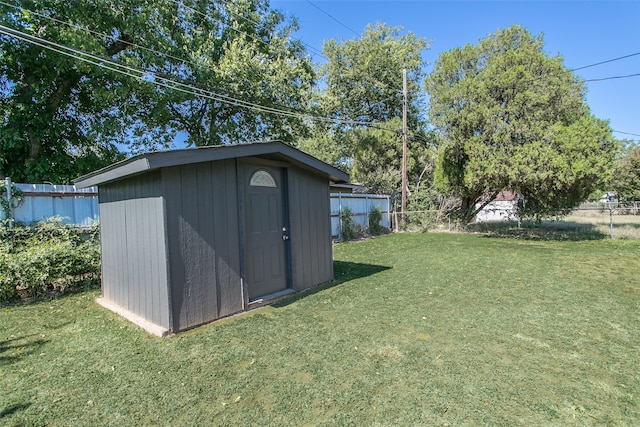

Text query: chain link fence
(393, 204), (640, 240)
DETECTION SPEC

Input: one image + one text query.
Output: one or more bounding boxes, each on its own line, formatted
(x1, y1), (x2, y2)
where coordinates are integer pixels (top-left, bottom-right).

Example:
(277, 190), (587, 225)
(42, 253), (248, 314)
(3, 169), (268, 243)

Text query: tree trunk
(25, 75), (81, 167)
(28, 133), (42, 162)
(459, 191), (500, 224)
(460, 196), (476, 224)
(24, 34), (132, 166)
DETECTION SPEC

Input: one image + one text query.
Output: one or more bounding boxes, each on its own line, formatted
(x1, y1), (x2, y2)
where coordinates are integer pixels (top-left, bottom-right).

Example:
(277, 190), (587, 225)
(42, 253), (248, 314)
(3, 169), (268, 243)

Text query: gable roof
(74, 141), (349, 188)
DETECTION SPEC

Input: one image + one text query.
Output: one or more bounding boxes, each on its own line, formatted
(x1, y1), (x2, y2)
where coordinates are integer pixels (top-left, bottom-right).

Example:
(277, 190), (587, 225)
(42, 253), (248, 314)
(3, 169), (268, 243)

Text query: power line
(570, 51), (640, 83)
(572, 51), (640, 71)
(226, 1), (327, 59)
(223, 0), (327, 59)
(613, 130), (640, 138)
(0, 0), (201, 70)
(0, 24), (303, 119)
(584, 73), (640, 82)
(0, 24), (393, 132)
(434, 49), (640, 90)
(0, 1), (328, 118)
(1, 0), (327, 62)
(305, 0), (360, 37)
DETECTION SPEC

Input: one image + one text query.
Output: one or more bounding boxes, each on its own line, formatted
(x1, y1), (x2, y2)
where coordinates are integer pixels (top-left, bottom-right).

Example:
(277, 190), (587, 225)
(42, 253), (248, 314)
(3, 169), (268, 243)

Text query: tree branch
(48, 74), (80, 112)
(469, 190), (501, 219)
(106, 34), (133, 57)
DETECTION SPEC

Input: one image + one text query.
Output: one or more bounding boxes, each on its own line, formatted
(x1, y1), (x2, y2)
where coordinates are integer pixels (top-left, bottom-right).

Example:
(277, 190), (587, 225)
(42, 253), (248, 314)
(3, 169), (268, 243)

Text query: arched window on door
(249, 170), (277, 187)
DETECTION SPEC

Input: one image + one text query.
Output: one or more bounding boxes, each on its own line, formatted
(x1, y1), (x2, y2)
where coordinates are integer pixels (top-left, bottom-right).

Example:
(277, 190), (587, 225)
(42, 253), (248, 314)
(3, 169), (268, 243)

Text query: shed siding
(288, 167), (333, 290)
(98, 171), (170, 329)
(163, 159), (243, 331)
(212, 160), (243, 317)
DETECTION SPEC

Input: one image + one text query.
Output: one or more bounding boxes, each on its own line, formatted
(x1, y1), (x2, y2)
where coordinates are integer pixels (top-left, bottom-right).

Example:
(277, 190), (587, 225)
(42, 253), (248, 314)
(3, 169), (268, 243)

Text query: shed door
(244, 166), (289, 300)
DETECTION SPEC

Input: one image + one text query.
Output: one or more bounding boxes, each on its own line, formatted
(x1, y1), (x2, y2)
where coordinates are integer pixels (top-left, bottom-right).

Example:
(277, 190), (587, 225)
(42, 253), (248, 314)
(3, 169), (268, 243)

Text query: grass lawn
(564, 210), (640, 240)
(2, 233), (639, 425)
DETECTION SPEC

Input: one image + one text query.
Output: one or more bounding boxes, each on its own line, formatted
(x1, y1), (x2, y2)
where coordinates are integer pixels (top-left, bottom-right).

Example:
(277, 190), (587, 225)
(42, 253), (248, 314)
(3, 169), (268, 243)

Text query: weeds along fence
(562, 205), (640, 240)
(331, 193), (391, 239)
(402, 205), (640, 240)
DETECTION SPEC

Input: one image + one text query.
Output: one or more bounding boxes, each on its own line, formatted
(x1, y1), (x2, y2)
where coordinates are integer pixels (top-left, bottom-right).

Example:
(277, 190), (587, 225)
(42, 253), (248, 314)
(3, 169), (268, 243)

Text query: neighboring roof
(74, 141), (349, 188)
(494, 191), (519, 201)
(329, 183), (368, 194)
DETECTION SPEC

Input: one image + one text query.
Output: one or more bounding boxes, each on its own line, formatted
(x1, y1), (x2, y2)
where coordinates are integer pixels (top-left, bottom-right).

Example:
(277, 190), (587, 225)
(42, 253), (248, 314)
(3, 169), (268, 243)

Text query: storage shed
(75, 142), (349, 335)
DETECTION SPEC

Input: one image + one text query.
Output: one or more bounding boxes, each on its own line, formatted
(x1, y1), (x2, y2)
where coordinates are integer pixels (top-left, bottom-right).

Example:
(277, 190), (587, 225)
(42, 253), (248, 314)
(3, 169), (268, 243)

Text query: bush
(0, 218), (101, 303)
(405, 210), (440, 232)
(368, 206), (384, 235)
(340, 207), (357, 241)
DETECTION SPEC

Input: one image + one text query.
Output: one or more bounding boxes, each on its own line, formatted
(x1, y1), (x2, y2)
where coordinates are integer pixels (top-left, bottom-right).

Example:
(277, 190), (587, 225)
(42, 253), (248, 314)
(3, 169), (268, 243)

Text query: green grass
(2, 233), (639, 425)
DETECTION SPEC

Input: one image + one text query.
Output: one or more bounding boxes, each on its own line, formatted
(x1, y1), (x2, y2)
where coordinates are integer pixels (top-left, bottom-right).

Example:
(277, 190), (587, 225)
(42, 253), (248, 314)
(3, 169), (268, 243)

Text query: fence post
(5, 177), (13, 229)
(365, 194), (369, 233)
(609, 202), (614, 239)
(393, 209), (399, 233)
(338, 192), (343, 239)
(386, 195), (391, 231)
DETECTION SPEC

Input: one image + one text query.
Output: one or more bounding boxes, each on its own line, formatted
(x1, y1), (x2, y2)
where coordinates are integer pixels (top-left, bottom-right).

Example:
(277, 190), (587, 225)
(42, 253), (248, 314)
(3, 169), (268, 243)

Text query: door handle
(282, 235), (289, 240)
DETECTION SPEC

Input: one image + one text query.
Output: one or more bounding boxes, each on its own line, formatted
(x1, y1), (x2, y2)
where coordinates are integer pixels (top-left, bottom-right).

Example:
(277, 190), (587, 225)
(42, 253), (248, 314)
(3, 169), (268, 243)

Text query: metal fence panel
(6, 184), (99, 226)
(330, 193), (391, 237)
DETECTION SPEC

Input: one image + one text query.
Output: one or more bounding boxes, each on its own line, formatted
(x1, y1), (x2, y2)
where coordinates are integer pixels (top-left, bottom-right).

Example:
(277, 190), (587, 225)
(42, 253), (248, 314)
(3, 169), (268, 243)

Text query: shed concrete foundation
(96, 297), (170, 337)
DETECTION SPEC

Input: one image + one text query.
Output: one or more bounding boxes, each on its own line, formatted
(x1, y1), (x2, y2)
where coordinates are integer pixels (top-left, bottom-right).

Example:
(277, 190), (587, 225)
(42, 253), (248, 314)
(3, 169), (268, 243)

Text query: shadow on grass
(332, 260), (392, 284)
(0, 334), (49, 365)
(467, 220), (609, 241)
(273, 261), (391, 308)
(614, 221), (640, 229)
(0, 402), (32, 419)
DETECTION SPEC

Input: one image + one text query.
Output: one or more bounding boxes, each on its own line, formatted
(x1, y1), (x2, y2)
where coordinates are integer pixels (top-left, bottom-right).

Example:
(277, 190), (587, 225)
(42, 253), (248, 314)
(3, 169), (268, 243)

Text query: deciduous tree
(320, 22), (428, 127)
(609, 141), (640, 202)
(301, 22), (430, 196)
(0, 0), (314, 183)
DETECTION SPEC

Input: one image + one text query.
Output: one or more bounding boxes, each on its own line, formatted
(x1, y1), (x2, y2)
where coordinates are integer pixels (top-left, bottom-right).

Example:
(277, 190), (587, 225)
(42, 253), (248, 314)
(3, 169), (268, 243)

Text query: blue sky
(271, 0), (640, 141)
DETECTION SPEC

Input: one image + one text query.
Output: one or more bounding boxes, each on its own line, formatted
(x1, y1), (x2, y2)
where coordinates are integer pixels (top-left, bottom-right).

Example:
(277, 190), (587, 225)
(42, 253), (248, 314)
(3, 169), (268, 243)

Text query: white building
(475, 191), (521, 222)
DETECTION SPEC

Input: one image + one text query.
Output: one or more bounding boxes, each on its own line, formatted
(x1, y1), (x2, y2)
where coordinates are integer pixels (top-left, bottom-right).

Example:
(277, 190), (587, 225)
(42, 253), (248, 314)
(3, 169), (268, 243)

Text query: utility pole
(401, 68), (408, 226)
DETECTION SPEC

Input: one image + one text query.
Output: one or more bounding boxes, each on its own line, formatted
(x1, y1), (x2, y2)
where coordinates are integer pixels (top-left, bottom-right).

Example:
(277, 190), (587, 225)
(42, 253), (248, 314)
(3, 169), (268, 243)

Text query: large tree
(609, 141), (640, 202)
(319, 22), (428, 127)
(300, 22), (430, 196)
(0, 0), (314, 183)
(426, 25), (616, 221)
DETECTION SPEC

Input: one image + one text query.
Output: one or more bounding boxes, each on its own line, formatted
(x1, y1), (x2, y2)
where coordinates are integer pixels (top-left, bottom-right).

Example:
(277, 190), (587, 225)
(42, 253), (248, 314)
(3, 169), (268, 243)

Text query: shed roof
(74, 141), (349, 188)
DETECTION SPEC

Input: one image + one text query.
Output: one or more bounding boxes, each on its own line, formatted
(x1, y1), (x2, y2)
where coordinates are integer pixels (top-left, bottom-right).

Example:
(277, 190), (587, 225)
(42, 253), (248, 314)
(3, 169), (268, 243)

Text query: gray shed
(75, 142), (349, 335)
